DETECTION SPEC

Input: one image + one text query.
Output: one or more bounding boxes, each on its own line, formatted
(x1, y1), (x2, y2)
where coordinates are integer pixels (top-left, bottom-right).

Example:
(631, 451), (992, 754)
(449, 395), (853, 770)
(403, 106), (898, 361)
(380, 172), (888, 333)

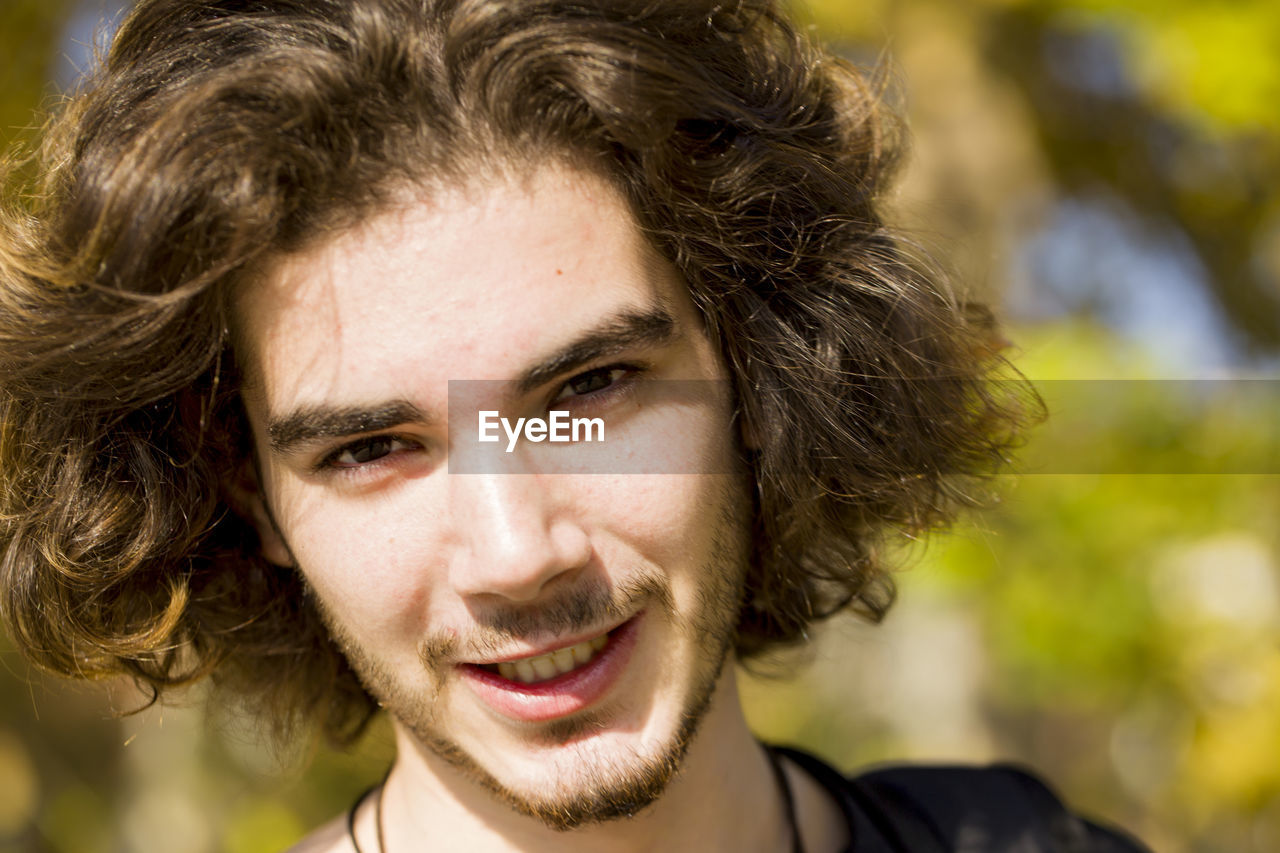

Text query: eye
(321, 435), (417, 469)
(551, 365), (632, 403)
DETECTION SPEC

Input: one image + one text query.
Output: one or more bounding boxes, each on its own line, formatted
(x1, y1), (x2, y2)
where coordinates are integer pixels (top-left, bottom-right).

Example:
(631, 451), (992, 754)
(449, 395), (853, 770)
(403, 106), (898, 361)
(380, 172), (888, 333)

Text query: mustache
(419, 573), (671, 669)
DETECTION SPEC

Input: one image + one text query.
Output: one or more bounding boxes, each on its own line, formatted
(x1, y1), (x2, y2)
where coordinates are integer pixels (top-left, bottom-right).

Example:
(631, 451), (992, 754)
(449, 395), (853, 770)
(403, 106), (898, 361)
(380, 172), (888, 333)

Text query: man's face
(235, 163), (752, 829)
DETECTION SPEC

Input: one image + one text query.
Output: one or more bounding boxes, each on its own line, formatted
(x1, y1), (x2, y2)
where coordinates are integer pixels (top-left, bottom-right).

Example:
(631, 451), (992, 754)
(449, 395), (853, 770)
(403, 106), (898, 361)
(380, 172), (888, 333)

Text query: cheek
(273, 479), (444, 637)
(566, 385), (747, 577)
(583, 473), (744, 569)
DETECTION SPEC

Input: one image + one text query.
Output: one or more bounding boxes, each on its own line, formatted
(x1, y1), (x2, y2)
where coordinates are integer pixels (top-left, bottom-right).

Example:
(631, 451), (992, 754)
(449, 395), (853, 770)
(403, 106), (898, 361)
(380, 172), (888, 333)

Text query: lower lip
(459, 614), (641, 723)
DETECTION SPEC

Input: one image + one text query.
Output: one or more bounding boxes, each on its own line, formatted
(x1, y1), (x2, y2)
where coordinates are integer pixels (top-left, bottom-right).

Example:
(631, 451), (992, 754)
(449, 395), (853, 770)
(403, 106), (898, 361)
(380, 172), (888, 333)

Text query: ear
(223, 455), (294, 567)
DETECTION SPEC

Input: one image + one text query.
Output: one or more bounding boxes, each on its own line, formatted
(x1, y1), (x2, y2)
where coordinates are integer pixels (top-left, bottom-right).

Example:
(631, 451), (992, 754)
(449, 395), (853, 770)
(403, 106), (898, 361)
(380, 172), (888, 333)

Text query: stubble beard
(308, 489), (751, 833)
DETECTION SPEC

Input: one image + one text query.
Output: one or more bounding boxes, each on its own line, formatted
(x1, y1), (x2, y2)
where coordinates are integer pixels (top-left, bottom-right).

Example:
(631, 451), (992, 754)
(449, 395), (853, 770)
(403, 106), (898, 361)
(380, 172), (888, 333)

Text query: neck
(373, 668), (795, 853)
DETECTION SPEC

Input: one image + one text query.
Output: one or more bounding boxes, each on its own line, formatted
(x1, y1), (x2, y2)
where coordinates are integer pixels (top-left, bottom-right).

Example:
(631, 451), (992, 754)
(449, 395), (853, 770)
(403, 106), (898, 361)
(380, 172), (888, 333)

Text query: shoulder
(775, 747), (1149, 853)
(850, 763), (1151, 853)
(284, 815), (353, 853)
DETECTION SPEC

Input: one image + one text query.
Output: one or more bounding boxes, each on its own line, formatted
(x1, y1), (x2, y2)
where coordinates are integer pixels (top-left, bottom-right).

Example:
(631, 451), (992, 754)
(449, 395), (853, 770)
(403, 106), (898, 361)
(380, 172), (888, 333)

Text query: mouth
(475, 633), (610, 684)
(459, 614), (642, 723)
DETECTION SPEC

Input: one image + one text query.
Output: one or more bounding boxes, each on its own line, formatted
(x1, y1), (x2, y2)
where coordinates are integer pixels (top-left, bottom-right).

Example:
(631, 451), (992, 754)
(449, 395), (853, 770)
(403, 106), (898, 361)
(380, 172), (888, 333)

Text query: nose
(446, 472), (591, 602)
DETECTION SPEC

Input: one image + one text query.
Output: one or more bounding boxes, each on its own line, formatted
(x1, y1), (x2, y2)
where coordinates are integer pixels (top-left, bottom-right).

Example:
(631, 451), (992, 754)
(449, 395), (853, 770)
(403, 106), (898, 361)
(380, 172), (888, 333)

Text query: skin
(235, 162), (848, 853)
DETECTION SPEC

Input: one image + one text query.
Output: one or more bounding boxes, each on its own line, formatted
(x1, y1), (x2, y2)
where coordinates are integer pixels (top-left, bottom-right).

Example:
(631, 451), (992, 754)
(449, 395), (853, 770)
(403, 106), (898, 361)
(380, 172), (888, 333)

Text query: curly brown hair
(0, 0), (1023, 744)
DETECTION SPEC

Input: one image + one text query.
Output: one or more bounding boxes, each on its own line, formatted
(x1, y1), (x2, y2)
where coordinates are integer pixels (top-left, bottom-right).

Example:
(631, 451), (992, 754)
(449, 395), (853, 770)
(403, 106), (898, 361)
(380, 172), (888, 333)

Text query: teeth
(491, 635), (609, 684)
(530, 655), (558, 680)
(515, 659), (536, 683)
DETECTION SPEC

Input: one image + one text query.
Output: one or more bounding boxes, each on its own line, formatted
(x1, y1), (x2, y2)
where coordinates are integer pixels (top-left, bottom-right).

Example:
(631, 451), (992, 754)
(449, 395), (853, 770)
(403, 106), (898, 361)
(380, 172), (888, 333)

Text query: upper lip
(460, 613), (635, 666)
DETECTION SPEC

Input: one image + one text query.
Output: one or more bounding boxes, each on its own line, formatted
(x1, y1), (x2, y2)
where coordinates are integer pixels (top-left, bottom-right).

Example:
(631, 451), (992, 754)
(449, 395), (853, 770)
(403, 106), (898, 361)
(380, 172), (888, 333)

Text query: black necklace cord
(347, 767), (391, 853)
(765, 745), (808, 853)
(348, 753), (803, 853)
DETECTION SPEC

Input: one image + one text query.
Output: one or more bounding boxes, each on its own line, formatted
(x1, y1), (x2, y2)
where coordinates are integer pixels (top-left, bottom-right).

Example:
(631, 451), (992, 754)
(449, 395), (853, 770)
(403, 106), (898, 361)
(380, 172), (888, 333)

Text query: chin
(450, 706), (713, 831)
(404, 644), (733, 832)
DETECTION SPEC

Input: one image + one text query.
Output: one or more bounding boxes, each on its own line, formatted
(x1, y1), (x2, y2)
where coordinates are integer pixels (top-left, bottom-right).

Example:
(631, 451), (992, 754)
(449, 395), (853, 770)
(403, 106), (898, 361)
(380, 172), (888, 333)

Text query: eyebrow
(264, 303), (678, 456)
(267, 400), (430, 455)
(513, 304), (677, 396)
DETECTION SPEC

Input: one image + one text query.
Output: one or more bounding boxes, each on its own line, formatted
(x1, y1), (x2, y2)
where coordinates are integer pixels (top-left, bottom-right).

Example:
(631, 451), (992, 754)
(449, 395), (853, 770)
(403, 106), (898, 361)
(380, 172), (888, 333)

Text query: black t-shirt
(775, 746), (1151, 853)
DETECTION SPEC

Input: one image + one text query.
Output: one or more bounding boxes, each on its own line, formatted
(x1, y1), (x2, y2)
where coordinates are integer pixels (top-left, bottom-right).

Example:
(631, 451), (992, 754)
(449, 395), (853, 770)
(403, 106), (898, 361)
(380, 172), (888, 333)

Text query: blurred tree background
(1, 0), (1277, 851)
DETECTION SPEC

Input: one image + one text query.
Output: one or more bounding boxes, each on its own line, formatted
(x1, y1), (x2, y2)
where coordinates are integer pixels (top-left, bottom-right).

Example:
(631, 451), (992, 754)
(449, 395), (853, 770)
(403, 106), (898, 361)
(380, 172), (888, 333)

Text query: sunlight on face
(235, 163), (753, 828)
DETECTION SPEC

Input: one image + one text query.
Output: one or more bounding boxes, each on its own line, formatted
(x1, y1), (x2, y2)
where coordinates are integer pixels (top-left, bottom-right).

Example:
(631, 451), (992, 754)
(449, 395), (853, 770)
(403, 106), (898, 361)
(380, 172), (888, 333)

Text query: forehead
(234, 164), (685, 409)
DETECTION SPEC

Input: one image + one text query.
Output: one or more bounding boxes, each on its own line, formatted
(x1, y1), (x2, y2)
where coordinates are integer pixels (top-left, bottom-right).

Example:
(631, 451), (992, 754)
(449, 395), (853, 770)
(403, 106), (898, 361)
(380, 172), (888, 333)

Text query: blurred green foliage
(0, 1), (75, 171)
(2, 1), (1278, 852)
(800, 0), (1280, 351)
(1055, 0), (1280, 134)
(747, 323), (1280, 853)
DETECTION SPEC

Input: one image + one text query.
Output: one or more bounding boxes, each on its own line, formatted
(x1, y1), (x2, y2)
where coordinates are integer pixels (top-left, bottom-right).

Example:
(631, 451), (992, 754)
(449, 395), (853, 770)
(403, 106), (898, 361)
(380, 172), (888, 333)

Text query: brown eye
(331, 436), (407, 467)
(570, 368), (619, 395)
(555, 367), (627, 402)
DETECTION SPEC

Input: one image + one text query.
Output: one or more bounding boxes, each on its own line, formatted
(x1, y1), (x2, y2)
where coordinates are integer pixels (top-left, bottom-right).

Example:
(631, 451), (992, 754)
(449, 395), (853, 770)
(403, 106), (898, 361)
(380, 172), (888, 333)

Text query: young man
(0, 1), (1147, 850)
